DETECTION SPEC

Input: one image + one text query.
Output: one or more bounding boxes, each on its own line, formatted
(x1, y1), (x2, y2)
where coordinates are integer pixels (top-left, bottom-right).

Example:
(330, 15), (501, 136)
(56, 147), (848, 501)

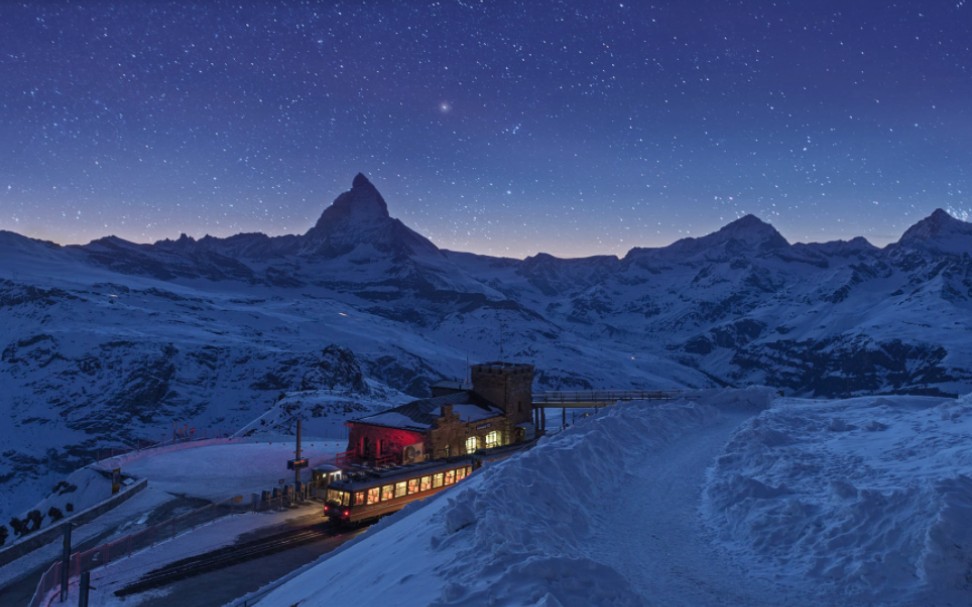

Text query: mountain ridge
(3, 178), (972, 527)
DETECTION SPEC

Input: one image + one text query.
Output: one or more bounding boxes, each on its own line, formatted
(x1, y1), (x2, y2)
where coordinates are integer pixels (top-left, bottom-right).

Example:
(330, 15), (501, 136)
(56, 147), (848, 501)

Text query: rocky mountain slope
(2, 173), (972, 524)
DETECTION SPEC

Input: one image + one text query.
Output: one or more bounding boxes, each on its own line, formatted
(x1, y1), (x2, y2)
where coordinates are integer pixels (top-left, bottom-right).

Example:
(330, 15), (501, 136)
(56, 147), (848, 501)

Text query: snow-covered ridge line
(4, 173), (972, 533)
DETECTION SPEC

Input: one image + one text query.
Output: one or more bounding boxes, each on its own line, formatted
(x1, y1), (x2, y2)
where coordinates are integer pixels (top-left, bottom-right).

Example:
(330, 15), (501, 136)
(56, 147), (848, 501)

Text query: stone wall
(471, 362), (535, 425)
(427, 405), (513, 459)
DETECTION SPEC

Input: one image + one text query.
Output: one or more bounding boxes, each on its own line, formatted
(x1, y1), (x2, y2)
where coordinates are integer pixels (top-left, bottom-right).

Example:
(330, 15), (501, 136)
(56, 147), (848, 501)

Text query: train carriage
(324, 457), (475, 525)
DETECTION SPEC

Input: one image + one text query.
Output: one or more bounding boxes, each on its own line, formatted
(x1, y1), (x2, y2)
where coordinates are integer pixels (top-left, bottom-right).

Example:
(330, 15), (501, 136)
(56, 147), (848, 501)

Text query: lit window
(395, 481), (407, 498)
(381, 484), (394, 501)
(456, 467), (466, 481)
(465, 436), (479, 454)
(485, 431), (500, 449)
(433, 473), (444, 488)
(445, 470), (456, 485)
(407, 479), (419, 494)
(328, 490), (349, 506)
(367, 487), (380, 505)
(420, 476), (432, 491)
(354, 491), (365, 505)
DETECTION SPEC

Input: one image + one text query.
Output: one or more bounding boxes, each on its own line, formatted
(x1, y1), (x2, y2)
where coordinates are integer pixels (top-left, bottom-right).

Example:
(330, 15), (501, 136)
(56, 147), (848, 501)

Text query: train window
(395, 481), (407, 498)
(485, 430), (500, 449)
(367, 487), (380, 505)
(407, 479), (419, 494)
(433, 473), (444, 488)
(420, 475), (432, 491)
(354, 491), (365, 505)
(465, 436), (478, 454)
(456, 467), (466, 481)
(381, 484), (394, 501)
(328, 489), (349, 506)
(445, 470), (456, 485)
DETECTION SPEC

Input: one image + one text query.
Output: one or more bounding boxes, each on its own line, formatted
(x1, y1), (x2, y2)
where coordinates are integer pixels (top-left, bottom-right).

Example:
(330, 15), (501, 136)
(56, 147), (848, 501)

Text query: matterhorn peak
(311, 173), (390, 230)
(301, 173), (438, 258)
(352, 172), (373, 189)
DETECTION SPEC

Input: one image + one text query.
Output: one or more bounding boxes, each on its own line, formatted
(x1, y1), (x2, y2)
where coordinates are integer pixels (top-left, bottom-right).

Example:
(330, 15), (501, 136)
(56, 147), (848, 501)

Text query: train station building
(342, 362), (535, 466)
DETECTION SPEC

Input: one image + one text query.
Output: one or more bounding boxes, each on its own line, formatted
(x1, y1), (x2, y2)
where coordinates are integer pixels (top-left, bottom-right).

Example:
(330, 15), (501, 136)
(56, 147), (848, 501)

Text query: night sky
(2, 1), (970, 258)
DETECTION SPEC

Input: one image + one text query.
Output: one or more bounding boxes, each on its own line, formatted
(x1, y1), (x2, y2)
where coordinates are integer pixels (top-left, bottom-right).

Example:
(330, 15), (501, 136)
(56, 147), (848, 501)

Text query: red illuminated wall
(347, 423), (425, 464)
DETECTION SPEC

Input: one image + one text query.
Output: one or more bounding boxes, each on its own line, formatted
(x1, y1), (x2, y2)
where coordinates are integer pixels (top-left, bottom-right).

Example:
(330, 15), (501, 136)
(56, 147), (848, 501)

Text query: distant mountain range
(3, 173), (972, 521)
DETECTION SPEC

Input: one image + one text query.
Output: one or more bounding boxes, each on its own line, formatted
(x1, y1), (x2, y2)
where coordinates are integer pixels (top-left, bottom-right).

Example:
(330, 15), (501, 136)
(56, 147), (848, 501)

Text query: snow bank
(256, 396), (730, 607)
(702, 394), (972, 606)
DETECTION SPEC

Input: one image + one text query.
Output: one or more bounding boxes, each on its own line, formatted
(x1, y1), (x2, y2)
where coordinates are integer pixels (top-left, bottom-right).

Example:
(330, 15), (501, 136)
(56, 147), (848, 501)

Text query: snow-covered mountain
(3, 173), (972, 524)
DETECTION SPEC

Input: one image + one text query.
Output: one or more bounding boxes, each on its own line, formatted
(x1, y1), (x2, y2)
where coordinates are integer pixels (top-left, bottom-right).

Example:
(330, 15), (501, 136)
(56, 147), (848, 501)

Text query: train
(322, 457), (476, 525)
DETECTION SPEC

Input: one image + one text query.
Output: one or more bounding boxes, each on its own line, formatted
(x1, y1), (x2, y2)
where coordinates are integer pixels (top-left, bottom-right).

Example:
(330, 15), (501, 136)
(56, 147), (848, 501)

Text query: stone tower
(470, 362), (535, 426)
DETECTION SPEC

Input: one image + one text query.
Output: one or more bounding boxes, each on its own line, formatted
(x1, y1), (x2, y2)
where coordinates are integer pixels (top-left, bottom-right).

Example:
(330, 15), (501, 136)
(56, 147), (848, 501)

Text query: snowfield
(252, 390), (972, 607)
(703, 394), (972, 606)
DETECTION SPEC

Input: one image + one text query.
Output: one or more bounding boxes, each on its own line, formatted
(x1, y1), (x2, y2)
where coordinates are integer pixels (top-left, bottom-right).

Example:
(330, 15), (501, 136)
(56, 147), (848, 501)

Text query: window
(395, 481), (407, 498)
(354, 491), (365, 505)
(327, 489), (349, 506)
(420, 476), (432, 492)
(433, 473), (444, 488)
(445, 470), (456, 485)
(456, 467), (466, 481)
(485, 430), (500, 449)
(381, 484), (394, 501)
(465, 436), (479, 454)
(367, 487), (380, 505)
(407, 479), (419, 494)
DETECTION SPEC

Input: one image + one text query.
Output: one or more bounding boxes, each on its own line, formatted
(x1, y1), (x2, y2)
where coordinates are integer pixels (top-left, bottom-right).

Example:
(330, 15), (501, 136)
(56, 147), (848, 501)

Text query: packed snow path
(586, 406), (810, 606)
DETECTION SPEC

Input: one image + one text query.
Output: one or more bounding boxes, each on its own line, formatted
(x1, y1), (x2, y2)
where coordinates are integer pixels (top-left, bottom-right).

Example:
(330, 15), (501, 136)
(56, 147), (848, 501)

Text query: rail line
(115, 523), (336, 597)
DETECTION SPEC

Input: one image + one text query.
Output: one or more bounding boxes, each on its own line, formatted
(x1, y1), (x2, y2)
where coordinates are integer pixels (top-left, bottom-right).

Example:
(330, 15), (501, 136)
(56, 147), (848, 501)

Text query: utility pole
(294, 417), (302, 495)
(286, 416), (308, 503)
(60, 523), (72, 602)
(78, 571), (92, 607)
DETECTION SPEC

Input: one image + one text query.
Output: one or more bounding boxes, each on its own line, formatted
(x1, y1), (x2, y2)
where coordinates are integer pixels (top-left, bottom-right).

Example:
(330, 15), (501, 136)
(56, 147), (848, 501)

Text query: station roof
(352, 391), (504, 432)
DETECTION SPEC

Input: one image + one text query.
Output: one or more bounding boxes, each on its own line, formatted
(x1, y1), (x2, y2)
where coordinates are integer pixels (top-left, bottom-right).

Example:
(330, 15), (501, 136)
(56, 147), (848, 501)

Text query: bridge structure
(530, 390), (682, 433)
(532, 389), (681, 409)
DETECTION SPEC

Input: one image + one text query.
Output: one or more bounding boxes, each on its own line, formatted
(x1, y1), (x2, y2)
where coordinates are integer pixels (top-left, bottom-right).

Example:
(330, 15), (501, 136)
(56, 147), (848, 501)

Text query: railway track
(115, 523), (336, 597)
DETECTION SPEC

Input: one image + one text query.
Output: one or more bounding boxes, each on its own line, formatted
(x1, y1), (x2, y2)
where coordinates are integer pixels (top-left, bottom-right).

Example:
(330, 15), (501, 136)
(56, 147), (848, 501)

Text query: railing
(29, 495), (251, 607)
(333, 451), (397, 468)
(533, 390), (681, 405)
(333, 450), (355, 467)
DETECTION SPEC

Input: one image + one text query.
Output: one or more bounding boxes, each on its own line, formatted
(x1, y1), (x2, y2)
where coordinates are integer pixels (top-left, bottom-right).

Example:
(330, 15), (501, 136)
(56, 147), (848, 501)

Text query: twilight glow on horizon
(1, 1), (970, 259)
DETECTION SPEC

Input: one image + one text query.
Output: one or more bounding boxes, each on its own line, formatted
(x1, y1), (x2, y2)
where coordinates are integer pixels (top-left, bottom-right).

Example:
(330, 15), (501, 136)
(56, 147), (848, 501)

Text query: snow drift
(702, 394), (972, 606)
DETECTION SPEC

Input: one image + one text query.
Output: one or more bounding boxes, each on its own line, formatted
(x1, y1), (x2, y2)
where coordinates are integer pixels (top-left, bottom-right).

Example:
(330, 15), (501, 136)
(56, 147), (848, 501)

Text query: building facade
(344, 362), (535, 466)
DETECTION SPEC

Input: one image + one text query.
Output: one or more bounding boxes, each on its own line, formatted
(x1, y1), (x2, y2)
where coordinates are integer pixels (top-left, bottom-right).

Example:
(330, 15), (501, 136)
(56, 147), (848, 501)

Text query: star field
(1, 1), (970, 258)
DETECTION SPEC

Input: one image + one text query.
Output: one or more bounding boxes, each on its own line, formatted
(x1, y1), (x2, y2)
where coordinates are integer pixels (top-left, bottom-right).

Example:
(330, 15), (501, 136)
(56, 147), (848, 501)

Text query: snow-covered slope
(256, 389), (972, 607)
(702, 393), (972, 606)
(4, 173), (972, 530)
